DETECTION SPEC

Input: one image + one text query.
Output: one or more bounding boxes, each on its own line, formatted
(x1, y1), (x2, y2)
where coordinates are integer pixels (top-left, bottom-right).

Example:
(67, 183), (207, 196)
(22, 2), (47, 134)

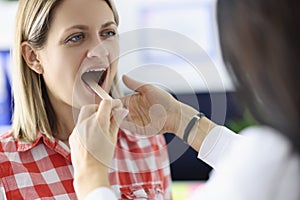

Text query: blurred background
(0, 0), (254, 199)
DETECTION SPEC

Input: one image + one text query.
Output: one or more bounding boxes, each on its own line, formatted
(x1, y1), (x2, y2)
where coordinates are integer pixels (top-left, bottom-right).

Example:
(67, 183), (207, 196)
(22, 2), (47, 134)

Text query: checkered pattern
(0, 130), (172, 199)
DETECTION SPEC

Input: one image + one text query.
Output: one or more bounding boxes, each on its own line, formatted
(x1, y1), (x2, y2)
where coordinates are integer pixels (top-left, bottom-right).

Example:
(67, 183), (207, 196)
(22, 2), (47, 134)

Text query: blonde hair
(12, 0), (120, 142)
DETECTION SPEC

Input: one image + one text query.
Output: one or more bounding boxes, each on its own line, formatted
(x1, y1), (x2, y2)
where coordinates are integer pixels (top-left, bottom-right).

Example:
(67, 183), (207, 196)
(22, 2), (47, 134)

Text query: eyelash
(100, 30), (117, 39)
(65, 33), (85, 44)
(65, 30), (117, 44)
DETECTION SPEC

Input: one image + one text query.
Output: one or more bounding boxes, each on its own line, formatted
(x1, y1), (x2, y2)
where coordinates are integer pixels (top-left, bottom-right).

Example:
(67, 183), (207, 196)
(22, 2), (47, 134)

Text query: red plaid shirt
(0, 130), (172, 199)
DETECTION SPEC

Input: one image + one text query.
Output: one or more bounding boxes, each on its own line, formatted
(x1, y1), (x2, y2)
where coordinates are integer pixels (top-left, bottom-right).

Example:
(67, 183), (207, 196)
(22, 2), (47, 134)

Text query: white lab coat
(86, 126), (300, 200)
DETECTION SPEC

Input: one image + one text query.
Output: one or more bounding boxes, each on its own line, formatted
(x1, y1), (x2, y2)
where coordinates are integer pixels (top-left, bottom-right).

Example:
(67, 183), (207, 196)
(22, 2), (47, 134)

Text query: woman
(70, 0), (300, 199)
(0, 0), (172, 199)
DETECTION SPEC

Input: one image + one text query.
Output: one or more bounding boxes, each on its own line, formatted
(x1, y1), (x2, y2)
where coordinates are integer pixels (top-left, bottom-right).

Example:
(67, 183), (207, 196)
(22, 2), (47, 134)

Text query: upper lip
(84, 64), (108, 73)
(82, 58), (109, 72)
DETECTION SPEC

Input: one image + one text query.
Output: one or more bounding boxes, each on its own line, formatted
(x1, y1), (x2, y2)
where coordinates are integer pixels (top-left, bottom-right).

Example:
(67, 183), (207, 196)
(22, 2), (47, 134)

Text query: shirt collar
(16, 131), (71, 161)
(16, 131), (45, 152)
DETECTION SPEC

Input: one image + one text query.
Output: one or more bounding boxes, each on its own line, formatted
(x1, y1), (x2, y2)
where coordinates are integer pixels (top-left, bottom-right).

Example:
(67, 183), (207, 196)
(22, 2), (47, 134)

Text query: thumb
(122, 75), (146, 93)
(113, 108), (129, 126)
(111, 108), (129, 137)
(111, 99), (128, 128)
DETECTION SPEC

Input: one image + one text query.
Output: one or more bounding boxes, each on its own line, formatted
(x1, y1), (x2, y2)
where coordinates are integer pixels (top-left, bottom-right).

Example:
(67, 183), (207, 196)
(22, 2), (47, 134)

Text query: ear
(21, 42), (44, 74)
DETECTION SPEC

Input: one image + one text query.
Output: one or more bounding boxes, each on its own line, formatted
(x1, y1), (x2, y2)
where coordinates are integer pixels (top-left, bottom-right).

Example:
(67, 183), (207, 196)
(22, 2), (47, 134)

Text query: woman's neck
(49, 98), (79, 147)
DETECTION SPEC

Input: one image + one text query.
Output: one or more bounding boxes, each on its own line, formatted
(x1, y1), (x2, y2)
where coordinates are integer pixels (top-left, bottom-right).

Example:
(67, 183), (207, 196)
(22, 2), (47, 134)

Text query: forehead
(51, 0), (114, 29)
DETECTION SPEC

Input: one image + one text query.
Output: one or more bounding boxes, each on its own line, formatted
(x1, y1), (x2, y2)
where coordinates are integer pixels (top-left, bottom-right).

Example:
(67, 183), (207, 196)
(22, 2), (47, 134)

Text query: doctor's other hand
(69, 99), (128, 200)
(120, 75), (184, 136)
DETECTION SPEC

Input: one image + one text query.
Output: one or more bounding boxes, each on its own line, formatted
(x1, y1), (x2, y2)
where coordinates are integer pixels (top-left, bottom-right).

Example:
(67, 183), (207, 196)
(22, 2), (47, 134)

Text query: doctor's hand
(69, 99), (128, 200)
(120, 75), (183, 136)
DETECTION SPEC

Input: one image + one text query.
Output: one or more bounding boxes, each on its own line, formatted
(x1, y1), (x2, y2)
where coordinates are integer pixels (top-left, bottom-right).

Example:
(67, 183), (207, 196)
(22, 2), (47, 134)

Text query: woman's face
(36, 0), (119, 108)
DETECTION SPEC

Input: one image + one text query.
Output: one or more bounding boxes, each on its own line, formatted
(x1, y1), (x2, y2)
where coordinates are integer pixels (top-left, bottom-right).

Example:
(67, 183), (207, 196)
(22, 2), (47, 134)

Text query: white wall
(0, 1), (18, 50)
(114, 0), (233, 93)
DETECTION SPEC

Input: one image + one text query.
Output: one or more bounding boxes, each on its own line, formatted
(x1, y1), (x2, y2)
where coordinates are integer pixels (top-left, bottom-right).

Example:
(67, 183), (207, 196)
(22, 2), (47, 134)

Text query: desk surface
(172, 181), (205, 200)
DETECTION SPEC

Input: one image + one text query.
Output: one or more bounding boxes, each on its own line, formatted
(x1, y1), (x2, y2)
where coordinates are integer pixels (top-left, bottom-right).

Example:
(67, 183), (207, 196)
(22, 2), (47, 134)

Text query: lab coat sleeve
(84, 187), (117, 200)
(198, 125), (242, 169)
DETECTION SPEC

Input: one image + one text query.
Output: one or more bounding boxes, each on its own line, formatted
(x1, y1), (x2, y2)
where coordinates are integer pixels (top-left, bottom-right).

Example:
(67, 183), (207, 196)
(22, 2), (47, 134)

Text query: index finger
(122, 75), (147, 93)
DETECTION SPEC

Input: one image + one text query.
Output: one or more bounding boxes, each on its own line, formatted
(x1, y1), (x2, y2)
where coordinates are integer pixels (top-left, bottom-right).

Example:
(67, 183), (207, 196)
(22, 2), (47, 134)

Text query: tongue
(81, 70), (106, 86)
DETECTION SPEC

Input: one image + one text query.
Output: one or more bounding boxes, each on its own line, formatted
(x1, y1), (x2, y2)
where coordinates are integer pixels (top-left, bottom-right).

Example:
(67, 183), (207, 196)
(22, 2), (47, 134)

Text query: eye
(65, 33), (85, 44)
(100, 30), (117, 39)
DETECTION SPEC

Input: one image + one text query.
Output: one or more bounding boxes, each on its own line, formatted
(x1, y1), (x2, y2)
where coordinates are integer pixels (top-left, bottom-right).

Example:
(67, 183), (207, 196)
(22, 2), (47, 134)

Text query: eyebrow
(64, 21), (117, 32)
(101, 21), (117, 28)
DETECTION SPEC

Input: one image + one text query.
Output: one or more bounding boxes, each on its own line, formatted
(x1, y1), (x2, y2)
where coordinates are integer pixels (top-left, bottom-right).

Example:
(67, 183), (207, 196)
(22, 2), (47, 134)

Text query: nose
(87, 41), (109, 58)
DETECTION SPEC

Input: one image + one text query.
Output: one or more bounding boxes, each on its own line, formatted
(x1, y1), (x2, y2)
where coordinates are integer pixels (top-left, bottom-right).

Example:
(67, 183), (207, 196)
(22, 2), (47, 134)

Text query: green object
(226, 109), (258, 133)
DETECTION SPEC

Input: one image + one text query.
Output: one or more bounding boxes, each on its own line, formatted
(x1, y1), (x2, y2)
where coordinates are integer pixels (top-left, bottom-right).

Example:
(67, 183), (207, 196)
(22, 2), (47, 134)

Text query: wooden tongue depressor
(81, 70), (112, 100)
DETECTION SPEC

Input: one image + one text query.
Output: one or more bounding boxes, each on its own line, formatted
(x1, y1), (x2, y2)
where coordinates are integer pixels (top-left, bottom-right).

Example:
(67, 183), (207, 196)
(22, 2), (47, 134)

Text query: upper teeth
(87, 68), (106, 73)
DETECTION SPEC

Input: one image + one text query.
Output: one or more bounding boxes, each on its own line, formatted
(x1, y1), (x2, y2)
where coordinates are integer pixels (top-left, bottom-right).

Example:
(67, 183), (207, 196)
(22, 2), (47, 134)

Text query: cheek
(45, 48), (83, 77)
(106, 41), (119, 88)
(41, 49), (85, 96)
(110, 59), (118, 74)
(105, 38), (119, 63)
(105, 61), (118, 91)
(111, 40), (120, 62)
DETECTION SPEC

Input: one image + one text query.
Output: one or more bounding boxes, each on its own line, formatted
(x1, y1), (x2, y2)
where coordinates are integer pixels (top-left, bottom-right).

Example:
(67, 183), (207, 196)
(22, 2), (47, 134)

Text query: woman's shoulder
(238, 126), (300, 199)
(0, 132), (17, 161)
(202, 125), (300, 200)
(0, 131), (16, 147)
(235, 126), (298, 163)
(239, 126), (291, 151)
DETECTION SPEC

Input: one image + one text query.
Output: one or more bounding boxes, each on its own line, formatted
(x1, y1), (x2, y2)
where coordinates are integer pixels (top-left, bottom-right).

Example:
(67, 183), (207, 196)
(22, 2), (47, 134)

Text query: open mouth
(81, 68), (112, 99)
(81, 68), (107, 87)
